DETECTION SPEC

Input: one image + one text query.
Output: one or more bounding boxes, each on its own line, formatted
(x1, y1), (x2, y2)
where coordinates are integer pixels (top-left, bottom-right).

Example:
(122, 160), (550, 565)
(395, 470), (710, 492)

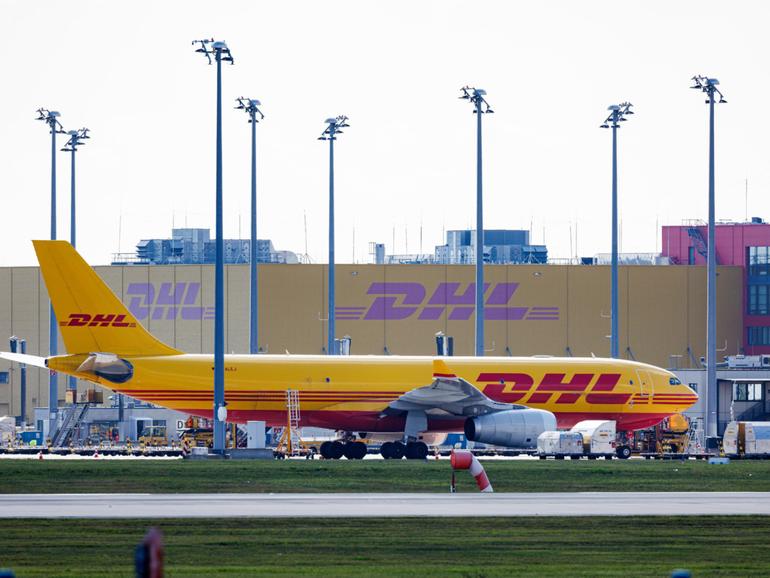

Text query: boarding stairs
(52, 403), (91, 447)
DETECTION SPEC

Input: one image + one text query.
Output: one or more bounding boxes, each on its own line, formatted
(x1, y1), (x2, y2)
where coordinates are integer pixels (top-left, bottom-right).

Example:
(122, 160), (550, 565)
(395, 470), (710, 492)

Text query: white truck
(537, 420), (619, 459)
(723, 421), (770, 457)
(536, 431), (583, 459)
(570, 420), (617, 459)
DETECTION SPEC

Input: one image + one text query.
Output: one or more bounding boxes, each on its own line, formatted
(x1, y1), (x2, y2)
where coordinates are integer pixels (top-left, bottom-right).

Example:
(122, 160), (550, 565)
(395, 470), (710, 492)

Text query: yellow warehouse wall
(0, 263), (744, 421)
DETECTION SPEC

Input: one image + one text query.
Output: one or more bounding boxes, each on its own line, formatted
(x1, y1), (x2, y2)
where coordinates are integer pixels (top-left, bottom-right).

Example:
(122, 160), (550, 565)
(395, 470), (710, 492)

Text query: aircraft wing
(0, 352), (49, 369)
(382, 358), (515, 418)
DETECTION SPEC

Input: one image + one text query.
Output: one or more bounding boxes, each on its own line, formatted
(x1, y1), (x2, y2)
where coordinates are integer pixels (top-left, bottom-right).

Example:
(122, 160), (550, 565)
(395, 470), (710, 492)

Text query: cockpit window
(669, 377), (682, 385)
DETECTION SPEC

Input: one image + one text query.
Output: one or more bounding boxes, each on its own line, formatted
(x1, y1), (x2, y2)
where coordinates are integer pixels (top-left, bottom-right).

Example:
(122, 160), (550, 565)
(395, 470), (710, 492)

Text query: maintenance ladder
(274, 389), (304, 456)
(286, 389), (302, 456)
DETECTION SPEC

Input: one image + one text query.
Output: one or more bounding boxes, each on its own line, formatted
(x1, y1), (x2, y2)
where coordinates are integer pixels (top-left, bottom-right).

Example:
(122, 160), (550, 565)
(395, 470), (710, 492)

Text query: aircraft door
(635, 369), (654, 398)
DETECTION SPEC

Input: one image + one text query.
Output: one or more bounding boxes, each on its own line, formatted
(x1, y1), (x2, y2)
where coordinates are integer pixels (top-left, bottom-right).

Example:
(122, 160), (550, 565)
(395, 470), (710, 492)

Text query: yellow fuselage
(49, 353), (697, 433)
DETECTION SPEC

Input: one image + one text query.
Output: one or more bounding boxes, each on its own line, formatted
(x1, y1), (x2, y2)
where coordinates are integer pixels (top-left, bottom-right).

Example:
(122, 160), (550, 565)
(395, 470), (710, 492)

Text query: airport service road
(2, 492), (770, 518)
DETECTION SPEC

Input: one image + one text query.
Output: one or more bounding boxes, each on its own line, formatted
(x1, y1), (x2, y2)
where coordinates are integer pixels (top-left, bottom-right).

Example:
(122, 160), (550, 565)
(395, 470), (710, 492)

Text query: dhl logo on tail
(60, 313), (136, 328)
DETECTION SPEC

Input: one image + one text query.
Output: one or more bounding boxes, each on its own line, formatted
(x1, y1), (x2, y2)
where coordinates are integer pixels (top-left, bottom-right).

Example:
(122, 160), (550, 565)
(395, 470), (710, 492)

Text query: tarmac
(2, 492), (770, 518)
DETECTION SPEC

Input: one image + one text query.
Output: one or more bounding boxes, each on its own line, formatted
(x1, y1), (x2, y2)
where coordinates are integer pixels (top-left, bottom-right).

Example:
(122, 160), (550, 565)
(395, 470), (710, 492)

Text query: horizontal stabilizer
(0, 351), (48, 369)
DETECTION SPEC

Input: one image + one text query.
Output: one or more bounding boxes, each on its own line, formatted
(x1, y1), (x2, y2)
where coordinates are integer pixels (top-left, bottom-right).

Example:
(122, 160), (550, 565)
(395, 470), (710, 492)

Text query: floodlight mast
(600, 102), (633, 359)
(690, 75), (726, 441)
(459, 87), (493, 357)
(36, 108), (65, 438)
(9, 337), (27, 426)
(318, 116), (349, 355)
(235, 98), (264, 356)
(193, 38), (234, 453)
(61, 127), (90, 393)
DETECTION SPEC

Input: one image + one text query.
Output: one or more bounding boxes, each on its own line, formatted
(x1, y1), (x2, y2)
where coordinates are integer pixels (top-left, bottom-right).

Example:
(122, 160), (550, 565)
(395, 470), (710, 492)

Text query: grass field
(0, 458), (769, 493)
(2, 516), (769, 576)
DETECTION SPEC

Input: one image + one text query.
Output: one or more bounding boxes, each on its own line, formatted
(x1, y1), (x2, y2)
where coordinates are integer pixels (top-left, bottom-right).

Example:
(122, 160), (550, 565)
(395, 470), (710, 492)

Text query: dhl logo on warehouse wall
(123, 281), (559, 323)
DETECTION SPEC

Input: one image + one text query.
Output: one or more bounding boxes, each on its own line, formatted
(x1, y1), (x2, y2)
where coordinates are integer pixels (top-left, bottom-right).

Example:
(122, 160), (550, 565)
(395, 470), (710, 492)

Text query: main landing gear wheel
(380, 442), (394, 459)
(381, 441), (406, 459)
(343, 441), (367, 460)
(616, 446), (632, 459)
(320, 440), (345, 460)
(405, 441), (428, 460)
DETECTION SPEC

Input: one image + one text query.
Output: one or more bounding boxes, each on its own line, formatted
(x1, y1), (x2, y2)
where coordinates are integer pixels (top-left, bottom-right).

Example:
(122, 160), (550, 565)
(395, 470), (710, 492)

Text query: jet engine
(464, 408), (556, 448)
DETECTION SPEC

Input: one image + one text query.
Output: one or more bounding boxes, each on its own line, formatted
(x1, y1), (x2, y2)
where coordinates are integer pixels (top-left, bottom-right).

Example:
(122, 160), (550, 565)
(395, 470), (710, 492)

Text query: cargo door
(635, 369), (654, 399)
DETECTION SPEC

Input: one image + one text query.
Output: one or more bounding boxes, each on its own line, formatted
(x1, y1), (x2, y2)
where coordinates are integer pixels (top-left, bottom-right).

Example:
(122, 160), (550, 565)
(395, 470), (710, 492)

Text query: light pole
(318, 116), (349, 355)
(600, 102), (633, 359)
(9, 337), (27, 427)
(459, 87), (493, 356)
(235, 97), (264, 356)
(36, 108), (65, 438)
(193, 38), (234, 452)
(691, 75), (726, 440)
(62, 127), (90, 393)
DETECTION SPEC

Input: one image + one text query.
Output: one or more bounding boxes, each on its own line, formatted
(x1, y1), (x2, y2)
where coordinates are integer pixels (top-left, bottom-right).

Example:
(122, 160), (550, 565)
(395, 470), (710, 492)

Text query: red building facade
(662, 220), (770, 354)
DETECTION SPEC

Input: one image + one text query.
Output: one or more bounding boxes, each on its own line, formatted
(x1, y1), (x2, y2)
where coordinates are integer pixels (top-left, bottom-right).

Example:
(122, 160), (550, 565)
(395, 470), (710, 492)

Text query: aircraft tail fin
(33, 240), (181, 357)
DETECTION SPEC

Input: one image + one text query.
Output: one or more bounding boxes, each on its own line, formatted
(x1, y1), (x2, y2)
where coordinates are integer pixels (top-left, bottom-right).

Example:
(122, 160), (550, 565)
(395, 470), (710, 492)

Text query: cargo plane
(0, 241), (698, 459)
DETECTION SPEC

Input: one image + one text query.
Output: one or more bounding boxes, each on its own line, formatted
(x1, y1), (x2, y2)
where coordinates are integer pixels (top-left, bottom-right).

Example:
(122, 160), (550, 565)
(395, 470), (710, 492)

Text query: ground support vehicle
(723, 421), (770, 458)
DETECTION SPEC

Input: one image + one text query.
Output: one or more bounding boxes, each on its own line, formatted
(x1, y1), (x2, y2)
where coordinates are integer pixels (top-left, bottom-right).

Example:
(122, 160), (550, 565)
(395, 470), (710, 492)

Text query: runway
(2, 492), (769, 518)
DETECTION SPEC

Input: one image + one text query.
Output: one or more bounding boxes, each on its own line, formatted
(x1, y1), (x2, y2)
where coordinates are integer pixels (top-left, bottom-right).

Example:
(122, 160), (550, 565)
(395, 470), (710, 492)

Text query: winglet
(433, 358), (459, 381)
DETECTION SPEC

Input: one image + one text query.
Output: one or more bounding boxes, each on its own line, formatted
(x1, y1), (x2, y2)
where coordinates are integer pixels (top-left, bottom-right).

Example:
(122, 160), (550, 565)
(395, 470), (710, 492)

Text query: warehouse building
(0, 260), (743, 425)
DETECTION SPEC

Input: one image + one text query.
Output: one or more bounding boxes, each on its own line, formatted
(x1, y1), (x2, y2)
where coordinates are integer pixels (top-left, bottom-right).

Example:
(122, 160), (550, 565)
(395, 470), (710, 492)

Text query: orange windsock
(450, 449), (493, 492)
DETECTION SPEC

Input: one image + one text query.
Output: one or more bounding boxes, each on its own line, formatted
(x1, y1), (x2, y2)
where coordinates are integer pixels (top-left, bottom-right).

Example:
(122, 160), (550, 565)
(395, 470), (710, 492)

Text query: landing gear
(320, 440), (366, 460)
(380, 441), (405, 459)
(405, 441), (429, 460)
(343, 441), (367, 460)
(320, 440), (345, 460)
(380, 441), (427, 460)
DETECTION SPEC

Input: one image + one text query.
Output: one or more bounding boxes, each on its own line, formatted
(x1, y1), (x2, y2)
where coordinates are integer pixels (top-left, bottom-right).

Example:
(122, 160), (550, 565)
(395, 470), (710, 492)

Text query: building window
(733, 382), (763, 402)
(748, 285), (770, 315)
(748, 326), (770, 345)
(748, 246), (770, 276)
(688, 383), (698, 394)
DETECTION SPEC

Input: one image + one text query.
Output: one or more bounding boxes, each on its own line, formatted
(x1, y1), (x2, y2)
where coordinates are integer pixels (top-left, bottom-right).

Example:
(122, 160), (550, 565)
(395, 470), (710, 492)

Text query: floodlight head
(608, 105), (620, 111)
(50, 111), (60, 117)
(600, 124), (609, 129)
(707, 78), (720, 86)
(250, 99), (261, 106)
(325, 118), (337, 124)
(475, 89), (487, 96)
(68, 130), (78, 136)
(213, 41), (228, 50)
(486, 108), (494, 114)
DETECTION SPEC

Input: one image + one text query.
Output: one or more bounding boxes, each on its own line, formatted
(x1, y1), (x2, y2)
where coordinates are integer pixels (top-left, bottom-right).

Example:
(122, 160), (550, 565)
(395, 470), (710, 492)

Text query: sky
(2, 0), (769, 266)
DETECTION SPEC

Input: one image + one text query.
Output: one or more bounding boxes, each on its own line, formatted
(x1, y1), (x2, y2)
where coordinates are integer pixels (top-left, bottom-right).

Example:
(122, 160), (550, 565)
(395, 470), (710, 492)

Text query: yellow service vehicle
(180, 427), (214, 448)
(138, 425), (168, 447)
